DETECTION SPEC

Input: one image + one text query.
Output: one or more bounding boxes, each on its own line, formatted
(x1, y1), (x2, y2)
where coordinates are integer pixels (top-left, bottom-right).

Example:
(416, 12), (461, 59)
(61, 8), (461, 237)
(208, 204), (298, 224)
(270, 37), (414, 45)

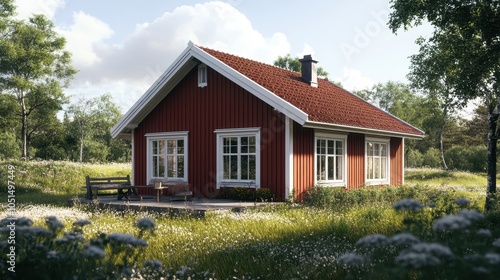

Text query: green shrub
(406, 149), (424, 168)
(0, 132), (21, 160)
(224, 187), (274, 201)
(422, 147), (441, 168)
(445, 145), (487, 172)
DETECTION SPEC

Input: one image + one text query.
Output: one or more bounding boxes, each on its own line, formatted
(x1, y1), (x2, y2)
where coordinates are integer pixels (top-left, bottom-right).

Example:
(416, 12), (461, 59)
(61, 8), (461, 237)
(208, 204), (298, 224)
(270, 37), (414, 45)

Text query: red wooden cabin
(111, 42), (424, 200)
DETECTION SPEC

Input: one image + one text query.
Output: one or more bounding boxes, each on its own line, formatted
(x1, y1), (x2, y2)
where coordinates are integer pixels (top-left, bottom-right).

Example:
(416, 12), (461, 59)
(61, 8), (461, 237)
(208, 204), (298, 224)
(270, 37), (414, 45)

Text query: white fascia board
(111, 44), (196, 138)
(304, 120), (425, 140)
(112, 42), (309, 138)
(190, 46), (308, 125)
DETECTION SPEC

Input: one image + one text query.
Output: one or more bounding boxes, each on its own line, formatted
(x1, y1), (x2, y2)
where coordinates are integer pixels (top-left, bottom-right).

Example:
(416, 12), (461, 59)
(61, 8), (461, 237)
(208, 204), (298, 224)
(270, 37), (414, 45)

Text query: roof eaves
(111, 43), (197, 138)
(304, 120), (425, 139)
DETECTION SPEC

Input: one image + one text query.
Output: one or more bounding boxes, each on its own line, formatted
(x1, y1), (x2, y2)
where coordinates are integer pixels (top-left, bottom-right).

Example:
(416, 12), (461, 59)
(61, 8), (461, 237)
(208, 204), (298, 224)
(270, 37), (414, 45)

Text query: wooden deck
(70, 196), (275, 217)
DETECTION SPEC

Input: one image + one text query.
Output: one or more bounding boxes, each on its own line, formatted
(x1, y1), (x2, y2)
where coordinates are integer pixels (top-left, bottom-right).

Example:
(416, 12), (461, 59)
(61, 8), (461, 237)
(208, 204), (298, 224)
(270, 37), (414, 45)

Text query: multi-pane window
(222, 136), (256, 181)
(148, 132), (188, 182)
(216, 128), (260, 188)
(366, 141), (389, 181)
(316, 138), (344, 183)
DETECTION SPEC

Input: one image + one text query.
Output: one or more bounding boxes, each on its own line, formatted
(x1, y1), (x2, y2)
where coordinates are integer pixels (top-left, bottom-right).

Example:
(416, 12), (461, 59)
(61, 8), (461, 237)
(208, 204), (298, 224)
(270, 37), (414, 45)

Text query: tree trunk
(79, 136), (84, 162)
(439, 115), (449, 170)
(484, 105), (499, 213)
(20, 95), (28, 160)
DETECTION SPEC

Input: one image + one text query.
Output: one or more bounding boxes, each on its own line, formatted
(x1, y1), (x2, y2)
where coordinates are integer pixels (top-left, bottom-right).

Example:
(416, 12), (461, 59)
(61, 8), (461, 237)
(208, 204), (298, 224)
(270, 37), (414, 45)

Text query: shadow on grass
(0, 185), (83, 207)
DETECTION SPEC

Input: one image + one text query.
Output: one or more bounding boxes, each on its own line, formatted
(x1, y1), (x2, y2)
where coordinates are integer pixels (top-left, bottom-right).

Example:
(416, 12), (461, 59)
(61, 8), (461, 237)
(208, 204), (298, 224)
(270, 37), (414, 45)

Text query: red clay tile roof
(200, 46), (424, 136)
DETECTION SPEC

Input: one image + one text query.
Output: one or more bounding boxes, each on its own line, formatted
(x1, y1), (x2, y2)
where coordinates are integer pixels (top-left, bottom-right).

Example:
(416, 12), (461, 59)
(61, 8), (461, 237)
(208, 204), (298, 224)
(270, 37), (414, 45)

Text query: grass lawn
(1, 161), (500, 279)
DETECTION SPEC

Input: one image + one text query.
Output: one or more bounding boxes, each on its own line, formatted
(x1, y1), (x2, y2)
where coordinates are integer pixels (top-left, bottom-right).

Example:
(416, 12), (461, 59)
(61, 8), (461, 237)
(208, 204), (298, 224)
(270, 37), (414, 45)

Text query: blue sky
(14, 0), (433, 113)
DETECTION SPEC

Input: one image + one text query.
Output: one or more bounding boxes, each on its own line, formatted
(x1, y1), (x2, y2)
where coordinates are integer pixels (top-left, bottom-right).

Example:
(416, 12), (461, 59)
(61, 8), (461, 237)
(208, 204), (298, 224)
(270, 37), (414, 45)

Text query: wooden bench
(85, 175), (149, 200)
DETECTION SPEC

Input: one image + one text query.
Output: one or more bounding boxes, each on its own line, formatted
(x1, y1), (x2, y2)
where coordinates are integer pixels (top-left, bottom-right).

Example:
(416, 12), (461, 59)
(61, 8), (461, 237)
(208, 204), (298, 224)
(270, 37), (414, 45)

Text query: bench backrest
(86, 175), (131, 187)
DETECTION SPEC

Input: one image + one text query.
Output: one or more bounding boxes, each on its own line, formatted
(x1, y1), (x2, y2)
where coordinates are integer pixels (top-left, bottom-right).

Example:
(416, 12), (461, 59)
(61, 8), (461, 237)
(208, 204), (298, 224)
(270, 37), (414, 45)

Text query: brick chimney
(299, 55), (318, 87)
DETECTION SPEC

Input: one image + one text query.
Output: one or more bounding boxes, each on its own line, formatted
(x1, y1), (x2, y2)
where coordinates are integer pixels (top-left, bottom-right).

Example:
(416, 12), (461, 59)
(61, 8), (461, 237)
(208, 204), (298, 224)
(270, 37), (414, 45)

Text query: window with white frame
(216, 128), (260, 187)
(315, 133), (346, 186)
(146, 132), (188, 183)
(366, 138), (390, 184)
(198, 64), (207, 87)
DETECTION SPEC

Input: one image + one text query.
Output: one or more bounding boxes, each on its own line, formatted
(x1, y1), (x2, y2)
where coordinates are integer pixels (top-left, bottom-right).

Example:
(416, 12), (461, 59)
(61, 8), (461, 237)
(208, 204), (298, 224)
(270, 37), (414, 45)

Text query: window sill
(365, 180), (390, 186)
(316, 182), (346, 187)
(218, 181), (258, 189)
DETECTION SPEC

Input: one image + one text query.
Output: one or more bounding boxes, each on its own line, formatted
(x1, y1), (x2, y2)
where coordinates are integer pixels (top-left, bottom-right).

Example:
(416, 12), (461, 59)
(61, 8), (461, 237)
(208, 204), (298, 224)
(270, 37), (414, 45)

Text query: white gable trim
(111, 42), (308, 138)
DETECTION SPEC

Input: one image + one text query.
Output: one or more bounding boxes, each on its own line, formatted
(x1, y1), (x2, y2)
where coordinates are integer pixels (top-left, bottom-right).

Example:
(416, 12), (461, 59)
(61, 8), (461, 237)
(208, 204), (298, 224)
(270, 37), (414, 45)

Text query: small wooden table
(154, 186), (168, 202)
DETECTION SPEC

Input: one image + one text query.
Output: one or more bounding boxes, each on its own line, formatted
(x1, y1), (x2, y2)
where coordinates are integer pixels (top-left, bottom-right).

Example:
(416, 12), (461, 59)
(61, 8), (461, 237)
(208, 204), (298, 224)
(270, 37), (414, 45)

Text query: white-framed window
(198, 64), (207, 88)
(215, 128), (260, 188)
(146, 132), (188, 183)
(314, 132), (347, 186)
(366, 137), (390, 185)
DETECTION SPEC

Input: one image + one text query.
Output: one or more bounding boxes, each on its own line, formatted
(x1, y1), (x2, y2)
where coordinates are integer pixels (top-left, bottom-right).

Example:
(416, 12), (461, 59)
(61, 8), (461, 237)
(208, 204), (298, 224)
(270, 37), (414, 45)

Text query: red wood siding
(292, 122), (315, 200)
(134, 67), (287, 199)
(347, 133), (365, 190)
(390, 137), (404, 186)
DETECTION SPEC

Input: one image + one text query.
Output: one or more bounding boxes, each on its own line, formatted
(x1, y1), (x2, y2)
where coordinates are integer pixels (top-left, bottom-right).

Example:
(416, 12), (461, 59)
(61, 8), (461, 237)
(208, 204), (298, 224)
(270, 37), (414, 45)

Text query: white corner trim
(285, 117), (293, 200)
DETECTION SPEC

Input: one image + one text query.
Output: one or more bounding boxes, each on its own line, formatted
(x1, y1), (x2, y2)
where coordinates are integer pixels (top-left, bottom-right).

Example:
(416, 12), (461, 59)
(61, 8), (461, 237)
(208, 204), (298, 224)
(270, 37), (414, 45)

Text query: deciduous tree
(0, 0), (76, 159)
(389, 0), (500, 211)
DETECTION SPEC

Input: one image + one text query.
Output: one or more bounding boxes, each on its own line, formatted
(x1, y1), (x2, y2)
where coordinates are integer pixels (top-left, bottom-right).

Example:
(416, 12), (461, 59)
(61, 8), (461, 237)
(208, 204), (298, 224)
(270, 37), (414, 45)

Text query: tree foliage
(0, 0), (77, 159)
(273, 54), (329, 77)
(65, 94), (130, 163)
(389, 0), (500, 211)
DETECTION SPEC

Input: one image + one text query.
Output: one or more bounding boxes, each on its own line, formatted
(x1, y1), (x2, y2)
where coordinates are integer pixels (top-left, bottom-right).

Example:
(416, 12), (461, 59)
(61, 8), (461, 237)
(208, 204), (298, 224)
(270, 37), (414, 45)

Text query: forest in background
(1, 0), (498, 174)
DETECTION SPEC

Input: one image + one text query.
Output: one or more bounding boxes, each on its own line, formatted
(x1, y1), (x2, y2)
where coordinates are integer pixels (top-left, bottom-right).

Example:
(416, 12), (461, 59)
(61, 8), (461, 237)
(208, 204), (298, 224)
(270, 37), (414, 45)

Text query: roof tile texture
(200, 47), (423, 136)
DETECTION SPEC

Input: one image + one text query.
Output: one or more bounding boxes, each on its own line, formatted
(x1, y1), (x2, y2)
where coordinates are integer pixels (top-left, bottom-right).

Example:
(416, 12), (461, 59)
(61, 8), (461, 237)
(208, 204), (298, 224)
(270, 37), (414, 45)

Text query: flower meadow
(1, 162), (500, 279)
(1, 195), (500, 279)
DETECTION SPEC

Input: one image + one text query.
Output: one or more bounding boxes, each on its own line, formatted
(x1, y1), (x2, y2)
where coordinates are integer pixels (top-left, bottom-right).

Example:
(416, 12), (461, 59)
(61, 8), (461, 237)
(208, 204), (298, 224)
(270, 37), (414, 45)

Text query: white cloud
(297, 43), (315, 58)
(336, 68), (375, 92)
(14, 0), (65, 20)
(58, 11), (113, 68)
(63, 1), (291, 113)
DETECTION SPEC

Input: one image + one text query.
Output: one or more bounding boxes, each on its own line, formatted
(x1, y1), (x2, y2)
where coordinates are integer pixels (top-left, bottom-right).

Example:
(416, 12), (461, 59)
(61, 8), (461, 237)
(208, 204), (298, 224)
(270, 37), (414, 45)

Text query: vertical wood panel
(134, 67), (286, 199)
(292, 122), (314, 200)
(347, 133), (365, 190)
(390, 137), (403, 186)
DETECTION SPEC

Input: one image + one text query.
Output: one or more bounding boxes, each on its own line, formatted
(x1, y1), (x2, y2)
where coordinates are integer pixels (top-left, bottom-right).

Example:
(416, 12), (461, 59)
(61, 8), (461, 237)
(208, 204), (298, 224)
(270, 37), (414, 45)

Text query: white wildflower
(355, 234), (388, 248)
(396, 242), (453, 268)
(135, 217), (156, 231)
(83, 245), (106, 259)
(476, 229), (492, 238)
(454, 198), (470, 207)
(393, 199), (424, 211)
(396, 252), (441, 268)
(389, 233), (420, 247)
(144, 260), (163, 269)
(337, 253), (365, 266)
(484, 253), (500, 265)
(432, 215), (471, 231)
(47, 250), (58, 259)
(457, 209), (483, 222)
(492, 238), (500, 248)
(108, 233), (148, 247)
(45, 216), (64, 231)
(20, 226), (52, 237)
(73, 219), (92, 227)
